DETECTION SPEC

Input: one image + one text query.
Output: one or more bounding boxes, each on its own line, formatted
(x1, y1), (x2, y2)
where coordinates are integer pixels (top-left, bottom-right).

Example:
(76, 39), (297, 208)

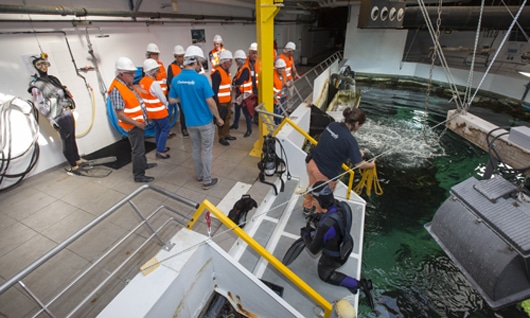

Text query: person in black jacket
(28, 56), (86, 175)
(301, 181), (372, 294)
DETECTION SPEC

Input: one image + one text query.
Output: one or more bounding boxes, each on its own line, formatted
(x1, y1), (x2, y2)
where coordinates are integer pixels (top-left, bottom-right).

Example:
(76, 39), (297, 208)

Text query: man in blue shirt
(168, 45), (224, 190)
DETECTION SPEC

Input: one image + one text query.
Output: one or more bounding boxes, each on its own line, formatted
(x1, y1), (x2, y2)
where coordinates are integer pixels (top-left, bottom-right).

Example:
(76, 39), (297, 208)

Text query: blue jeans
(152, 116), (170, 153)
(233, 103), (252, 132)
(188, 122), (215, 184)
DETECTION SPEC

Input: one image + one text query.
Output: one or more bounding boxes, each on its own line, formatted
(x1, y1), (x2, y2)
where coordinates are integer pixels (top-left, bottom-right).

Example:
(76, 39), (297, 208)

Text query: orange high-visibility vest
(234, 64), (253, 96)
(155, 61), (167, 95)
(213, 66), (232, 104)
(139, 76), (168, 120)
(246, 58), (260, 90)
(273, 69), (287, 105)
(279, 53), (294, 81)
(209, 47), (225, 75)
(169, 63), (182, 78)
(108, 79), (144, 130)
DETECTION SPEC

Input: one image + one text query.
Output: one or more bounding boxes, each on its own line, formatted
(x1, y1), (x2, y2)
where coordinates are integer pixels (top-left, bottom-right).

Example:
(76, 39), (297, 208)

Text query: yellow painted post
(250, 0), (282, 157)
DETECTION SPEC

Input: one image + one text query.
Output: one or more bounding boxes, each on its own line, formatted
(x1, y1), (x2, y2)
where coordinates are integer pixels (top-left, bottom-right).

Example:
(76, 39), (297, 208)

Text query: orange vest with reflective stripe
(169, 63), (182, 78)
(246, 58), (260, 89)
(209, 47), (225, 74)
(214, 66), (232, 104)
(279, 53), (294, 81)
(155, 61), (167, 95)
(139, 76), (168, 120)
(273, 69), (286, 105)
(234, 64), (253, 96)
(108, 78), (144, 130)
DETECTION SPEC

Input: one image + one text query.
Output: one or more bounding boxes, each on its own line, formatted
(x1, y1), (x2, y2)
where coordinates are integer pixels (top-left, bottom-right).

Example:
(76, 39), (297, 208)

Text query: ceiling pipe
(403, 6), (530, 30)
(0, 3), (254, 22)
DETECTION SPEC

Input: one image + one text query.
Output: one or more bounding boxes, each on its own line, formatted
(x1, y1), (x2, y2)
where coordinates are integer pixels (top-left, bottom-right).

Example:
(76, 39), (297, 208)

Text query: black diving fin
(360, 278), (375, 311)
(282, 237), (305, 266)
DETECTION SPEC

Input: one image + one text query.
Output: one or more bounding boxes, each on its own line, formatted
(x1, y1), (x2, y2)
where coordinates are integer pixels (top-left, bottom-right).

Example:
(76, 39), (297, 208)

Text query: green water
(353, 84), (529, 317)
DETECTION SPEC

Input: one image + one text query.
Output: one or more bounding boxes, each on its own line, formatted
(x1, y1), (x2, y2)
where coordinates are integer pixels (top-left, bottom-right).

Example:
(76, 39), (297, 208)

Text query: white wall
(343, 4), (530, 103)
(0, 0), (279, 177)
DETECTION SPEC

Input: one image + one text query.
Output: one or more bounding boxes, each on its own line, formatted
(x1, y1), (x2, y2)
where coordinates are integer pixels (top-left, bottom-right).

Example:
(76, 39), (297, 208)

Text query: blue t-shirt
(169, 69), (215, 127)
(311, 121), (363, 179)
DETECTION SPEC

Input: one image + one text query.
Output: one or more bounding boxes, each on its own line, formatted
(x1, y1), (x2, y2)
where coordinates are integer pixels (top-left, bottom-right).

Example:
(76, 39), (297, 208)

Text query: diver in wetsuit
(301, 180), (372, 295)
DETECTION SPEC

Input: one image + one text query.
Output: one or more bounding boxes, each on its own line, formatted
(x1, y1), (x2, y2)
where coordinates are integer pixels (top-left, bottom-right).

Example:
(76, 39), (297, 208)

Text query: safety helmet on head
(249, 42), (258, 51)
(284, 41), (296, 51)
(274, 58), (286, 69)
(219, 50), (233, 61)
(234, 50), (246, 60)
(173, 45), (185, 55)
(184, 45), (205, 59)
(213, 34), (223, 43)
(143, 58), (159, 73)
(146, 43), (160, 54)
(115, 57), (137, 71)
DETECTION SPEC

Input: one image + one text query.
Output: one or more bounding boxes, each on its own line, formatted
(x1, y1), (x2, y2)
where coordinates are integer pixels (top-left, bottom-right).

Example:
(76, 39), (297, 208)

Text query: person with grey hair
(168, 46), (224, 190)
(109, 57), (157, 183)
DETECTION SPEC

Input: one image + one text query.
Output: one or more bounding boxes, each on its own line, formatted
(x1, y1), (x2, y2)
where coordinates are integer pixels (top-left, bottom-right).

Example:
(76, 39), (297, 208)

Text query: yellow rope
(353, 165), (383, 197)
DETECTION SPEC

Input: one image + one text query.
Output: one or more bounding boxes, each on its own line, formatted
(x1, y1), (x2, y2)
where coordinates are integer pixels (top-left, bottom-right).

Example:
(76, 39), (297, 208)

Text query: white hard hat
(146, 43), (160, 53)
(115, 57), (137, 71)
(143, 58), (159, 73)
(275, 58), (286, 69)
(184, 45), (205, 59)
(219, 50), (233, 61)
(285, 41), (296, 51)
(234, 50), (246, 60)
(249, 42), (258, 51)
(213, 34), (223, 43)
(173, 45), (185, 55)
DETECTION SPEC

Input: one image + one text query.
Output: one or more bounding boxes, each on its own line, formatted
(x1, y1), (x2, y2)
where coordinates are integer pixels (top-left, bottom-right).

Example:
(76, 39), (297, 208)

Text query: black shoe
(219, 138), (230, 146)
(244, 131), (252, 138)
(156, 153), (170, 159)
(134, 175), (154, 182)
(182, 129), (189, 138)
(230, 124), (238, 129)
(202, 178), (218, 190)
(146, 163), (158, 169)
(226, 136), (237, 141)
(163, 147), (170, 152)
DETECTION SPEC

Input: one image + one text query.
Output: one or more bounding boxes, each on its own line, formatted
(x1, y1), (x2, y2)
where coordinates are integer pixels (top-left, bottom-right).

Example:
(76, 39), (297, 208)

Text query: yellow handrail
(187, 199), (334, 318)
(274, 117), (356, 200)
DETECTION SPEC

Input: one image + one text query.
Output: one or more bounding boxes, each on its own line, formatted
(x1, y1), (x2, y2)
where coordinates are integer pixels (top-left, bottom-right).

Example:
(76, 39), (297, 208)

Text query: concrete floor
(0, 120), (274, 317)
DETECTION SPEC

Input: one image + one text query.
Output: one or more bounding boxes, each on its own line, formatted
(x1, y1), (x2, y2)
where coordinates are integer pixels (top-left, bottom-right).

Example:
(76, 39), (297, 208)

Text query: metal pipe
(0, 3), (253, 22)
(403, 6), (530, 30)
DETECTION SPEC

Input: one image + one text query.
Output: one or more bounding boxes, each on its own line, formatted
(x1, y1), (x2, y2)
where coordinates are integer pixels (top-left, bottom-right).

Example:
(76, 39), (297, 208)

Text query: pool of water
(353, 83), (529, 317)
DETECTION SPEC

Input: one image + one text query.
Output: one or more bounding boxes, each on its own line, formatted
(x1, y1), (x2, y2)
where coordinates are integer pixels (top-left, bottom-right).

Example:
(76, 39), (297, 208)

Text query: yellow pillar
(251, 0), (282, 157)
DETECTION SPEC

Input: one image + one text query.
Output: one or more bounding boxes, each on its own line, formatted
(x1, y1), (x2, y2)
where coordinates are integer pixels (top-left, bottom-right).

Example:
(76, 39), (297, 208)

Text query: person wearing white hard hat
(209, 34), (225, 76)
(139, 58), (170, 160)
(273, 58), (290, 125)
(279, 41), (301, 81)
(167, 44), (189, 138)
(28, 55), (88, 176)
(109, 57), (157, 182)
(145, 43), (168, 96)
(247, 42), (261, 126)
(168, 45), (224, 190)
(231, 49), (253, 138)
(211, 49), (235, 146)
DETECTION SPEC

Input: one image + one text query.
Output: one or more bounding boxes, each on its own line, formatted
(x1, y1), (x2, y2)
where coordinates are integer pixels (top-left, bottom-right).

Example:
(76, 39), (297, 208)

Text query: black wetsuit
(302, 200), (360, 292)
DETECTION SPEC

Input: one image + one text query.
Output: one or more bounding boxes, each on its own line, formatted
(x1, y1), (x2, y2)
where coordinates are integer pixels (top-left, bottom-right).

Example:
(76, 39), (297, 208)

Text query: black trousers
(55, 109), (80, 167)
(127, 126), (147, 178)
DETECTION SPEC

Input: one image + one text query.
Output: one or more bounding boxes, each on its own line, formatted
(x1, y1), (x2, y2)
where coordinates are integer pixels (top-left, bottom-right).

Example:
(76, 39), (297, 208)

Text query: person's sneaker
(202, 178), (218, 190)
(66, 168), (83, 176)
(303, 206), (316, 217)
(146, 163), (158, 169)
(196, 177), (203, 182)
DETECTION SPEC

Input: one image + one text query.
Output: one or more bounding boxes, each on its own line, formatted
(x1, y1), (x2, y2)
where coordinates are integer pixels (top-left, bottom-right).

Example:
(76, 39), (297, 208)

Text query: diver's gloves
(359, 278), (375, 311)
(300, 226), (315, 237)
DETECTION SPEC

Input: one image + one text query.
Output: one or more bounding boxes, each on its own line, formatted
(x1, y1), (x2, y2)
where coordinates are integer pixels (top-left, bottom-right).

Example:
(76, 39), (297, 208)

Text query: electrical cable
(0, 98), (40, 192)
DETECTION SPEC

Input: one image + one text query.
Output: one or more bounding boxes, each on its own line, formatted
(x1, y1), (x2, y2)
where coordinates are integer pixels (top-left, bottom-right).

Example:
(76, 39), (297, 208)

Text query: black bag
(227, 194), (258, 228)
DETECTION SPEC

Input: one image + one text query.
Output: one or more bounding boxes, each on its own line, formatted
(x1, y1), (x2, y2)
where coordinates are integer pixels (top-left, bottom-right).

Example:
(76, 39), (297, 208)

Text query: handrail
(0, 184), (199, 317)
(187, 199), (334, 318)
(271, 117), (356, 200)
